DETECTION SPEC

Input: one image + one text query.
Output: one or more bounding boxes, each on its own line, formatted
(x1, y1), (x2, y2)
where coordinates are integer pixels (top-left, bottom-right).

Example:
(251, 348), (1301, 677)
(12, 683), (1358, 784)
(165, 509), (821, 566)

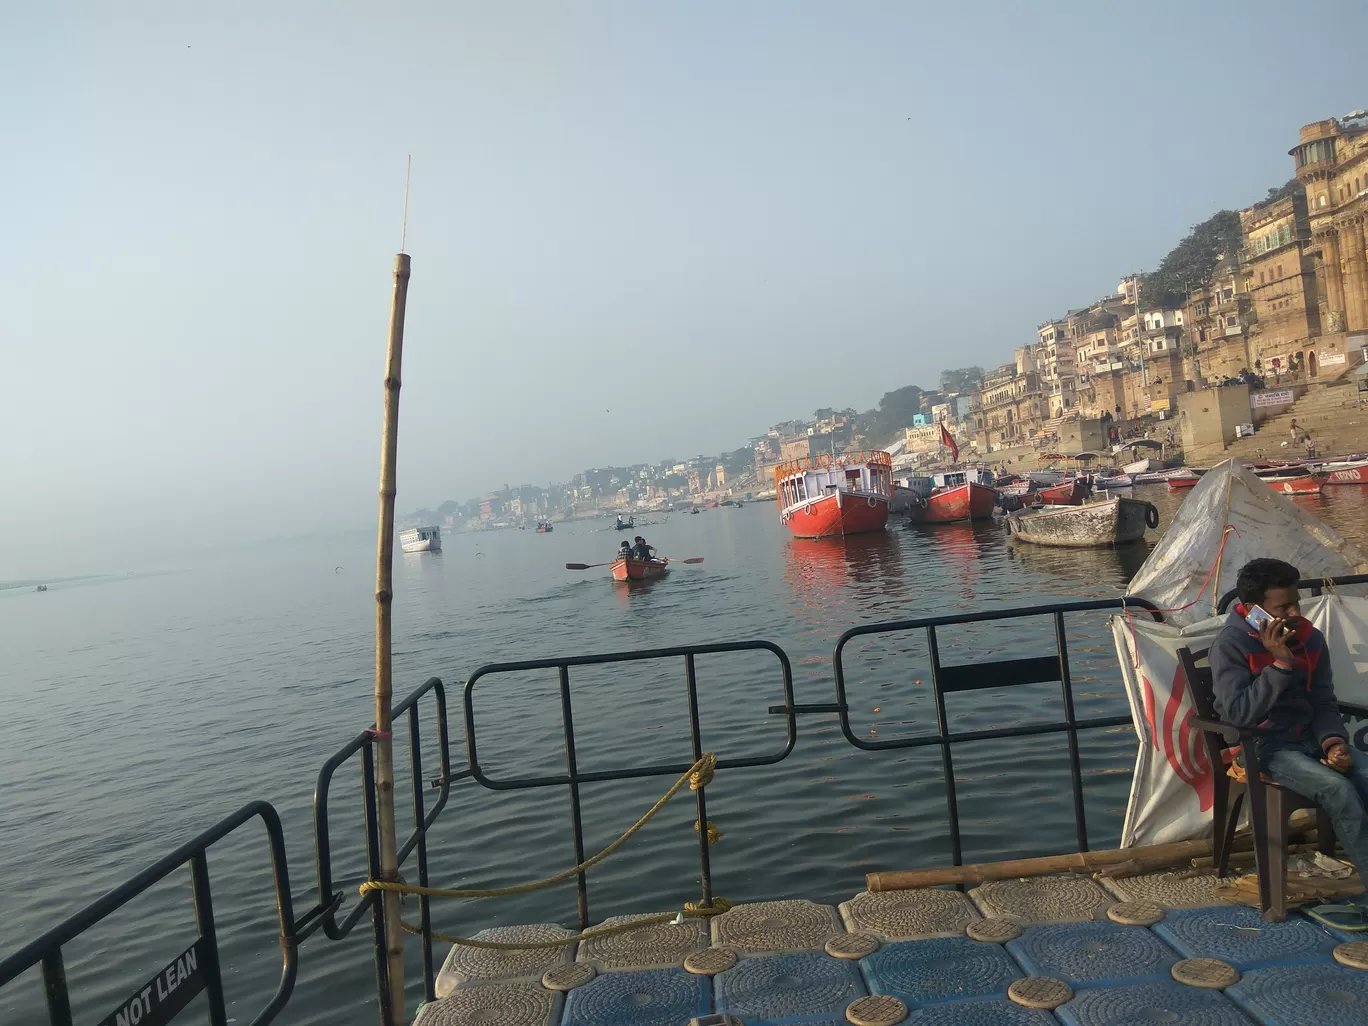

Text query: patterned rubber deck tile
(839, 889), (982, 940)
(713, 951), (866, 1024)
(1100, 870), (1230, 909)
(1152, 905), (1339, 969)
(1226, 962), (1368, 1025)
(412, 982), (561, 1026)
(710, 899), (844, 952)
(1006, 921), (1180, 988)
(1053, 979), (1254, 1026)
(560, 967), (709, 1026)
(969, 876), (1111, 924)
(902, 999), (1060, 1025)
(861, 935), (1022, 1006)
(576, 913), (708, 970)
(433, 924), (574, 997)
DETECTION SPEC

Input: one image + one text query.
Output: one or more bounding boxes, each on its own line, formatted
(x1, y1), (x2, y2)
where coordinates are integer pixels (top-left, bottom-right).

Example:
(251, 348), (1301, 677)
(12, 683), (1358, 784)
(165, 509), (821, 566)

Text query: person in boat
(618, 540), (633, 560)
(1211, 558), (1368, 902)
(632, 535), (656, 561)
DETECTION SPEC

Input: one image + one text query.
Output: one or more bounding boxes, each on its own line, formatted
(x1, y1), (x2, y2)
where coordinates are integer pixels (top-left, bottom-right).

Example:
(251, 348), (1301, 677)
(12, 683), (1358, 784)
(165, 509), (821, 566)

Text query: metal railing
(1216, 574), (1368, 615)
(0, 801), (312, 1026)
(461, 640), (795, 930)
(312, 676), (455, 1013)
(831, 597), (1163, 866)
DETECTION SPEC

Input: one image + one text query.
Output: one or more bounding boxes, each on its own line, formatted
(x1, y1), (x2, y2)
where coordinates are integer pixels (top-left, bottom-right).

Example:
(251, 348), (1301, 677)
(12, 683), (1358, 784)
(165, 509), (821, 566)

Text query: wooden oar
(565, 561), (613, 570)
(662, 557), (705, 564)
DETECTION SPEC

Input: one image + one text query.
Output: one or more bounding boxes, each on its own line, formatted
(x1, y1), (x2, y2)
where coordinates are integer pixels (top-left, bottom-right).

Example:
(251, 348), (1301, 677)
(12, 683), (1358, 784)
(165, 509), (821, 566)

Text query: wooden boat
(1323, 459), (1368, 485)
(535, 521), (553, 533)
(906, 469), (998, 524)
(1005, 497), (1156, 547)
(1094, 473), (1134, 489)
(1037, 478), (1087, 505)
(1167, 473), (1201, 490)
(1263, 473), (1328, 495)
(775, 450), (892, 539)
(614, 517), (635, 531)
(611, 556), (669, 582)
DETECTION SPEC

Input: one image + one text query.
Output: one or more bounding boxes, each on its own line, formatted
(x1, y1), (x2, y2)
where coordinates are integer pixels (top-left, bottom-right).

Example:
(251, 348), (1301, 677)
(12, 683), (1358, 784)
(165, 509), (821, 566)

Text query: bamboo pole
(374, 250), (411, 1024)
(867, 838), (1225, 891)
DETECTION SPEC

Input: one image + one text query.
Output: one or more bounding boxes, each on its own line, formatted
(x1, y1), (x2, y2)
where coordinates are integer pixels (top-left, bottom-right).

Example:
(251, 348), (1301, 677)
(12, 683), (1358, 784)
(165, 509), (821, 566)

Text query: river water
(5, 485), (1368, 1025)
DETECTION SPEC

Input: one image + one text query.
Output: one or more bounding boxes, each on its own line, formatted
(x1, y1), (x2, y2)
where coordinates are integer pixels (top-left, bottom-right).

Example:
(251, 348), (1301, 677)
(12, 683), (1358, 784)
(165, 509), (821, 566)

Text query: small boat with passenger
(610, 556), (669, 582)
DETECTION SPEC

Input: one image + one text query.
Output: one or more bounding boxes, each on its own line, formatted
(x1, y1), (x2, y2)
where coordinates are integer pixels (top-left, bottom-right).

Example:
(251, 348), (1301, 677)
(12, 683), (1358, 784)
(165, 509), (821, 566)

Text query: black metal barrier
(1215, 573), (1368, 615)
(0, 801), (308, 1026)
(313, 676), (455, 1012)
(831, 598), (1164, 867)
(461, 641), (795, 930)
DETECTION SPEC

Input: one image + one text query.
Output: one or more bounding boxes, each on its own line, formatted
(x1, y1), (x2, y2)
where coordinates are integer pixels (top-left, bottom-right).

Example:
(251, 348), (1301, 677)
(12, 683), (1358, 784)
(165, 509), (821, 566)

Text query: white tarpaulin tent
(1115, 460), (1368, 847)
(1125, 460), (1367, 628)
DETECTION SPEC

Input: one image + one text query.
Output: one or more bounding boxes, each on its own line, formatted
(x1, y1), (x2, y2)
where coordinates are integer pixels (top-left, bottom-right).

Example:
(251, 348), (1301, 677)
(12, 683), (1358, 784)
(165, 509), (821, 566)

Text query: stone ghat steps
(1186, 383), (1368, 466)
(411, 872), (1368, 1025)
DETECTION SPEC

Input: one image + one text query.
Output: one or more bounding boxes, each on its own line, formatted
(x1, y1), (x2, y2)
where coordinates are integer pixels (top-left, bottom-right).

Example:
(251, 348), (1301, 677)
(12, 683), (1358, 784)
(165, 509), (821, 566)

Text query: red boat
(611, 556), (670, 582)
(1324, 460), (1368, 485)
(906, 469), (998, 524)
(1168, 474), (1200, 490)
(776, 450), (892, 539)
(1037, 478), (1087, 506)
(1264, 473), (1328, 495)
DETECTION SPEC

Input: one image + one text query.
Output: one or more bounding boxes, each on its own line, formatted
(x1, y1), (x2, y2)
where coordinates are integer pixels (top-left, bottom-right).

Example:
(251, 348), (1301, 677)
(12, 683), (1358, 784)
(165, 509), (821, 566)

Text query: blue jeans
(1265, 742), (1368, 895)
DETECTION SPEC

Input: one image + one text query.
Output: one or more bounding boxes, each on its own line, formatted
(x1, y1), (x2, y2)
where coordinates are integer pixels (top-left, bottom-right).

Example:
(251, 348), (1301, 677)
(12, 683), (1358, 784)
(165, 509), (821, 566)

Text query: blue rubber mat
(560, 967), (709, 1026)
(1055, 980), (1254, 1026)
(713, 951), (866, 1024)
(1152, 904), (1338, 969)
(1227, 962), (1368, 1025)
(903, 998), (1061, 1024)
(1007, 921), (1179, 987)
(861, 936), (1021, 1006)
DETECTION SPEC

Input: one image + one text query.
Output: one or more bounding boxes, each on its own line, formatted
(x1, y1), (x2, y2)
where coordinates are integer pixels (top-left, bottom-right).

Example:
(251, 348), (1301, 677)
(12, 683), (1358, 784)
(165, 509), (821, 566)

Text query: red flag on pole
(940, 423), (959, 463)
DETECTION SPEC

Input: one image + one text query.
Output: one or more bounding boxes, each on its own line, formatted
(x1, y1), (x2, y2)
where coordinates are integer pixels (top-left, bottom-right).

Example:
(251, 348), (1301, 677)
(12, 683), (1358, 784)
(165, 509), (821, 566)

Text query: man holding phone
(1211, 558), (1368, 898)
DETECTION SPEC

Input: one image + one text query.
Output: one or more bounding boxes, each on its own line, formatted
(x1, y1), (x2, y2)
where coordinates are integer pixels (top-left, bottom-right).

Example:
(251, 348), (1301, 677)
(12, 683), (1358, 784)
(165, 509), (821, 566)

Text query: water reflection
(782, 530), (906, 588)
(1005, 535), (1153, 589)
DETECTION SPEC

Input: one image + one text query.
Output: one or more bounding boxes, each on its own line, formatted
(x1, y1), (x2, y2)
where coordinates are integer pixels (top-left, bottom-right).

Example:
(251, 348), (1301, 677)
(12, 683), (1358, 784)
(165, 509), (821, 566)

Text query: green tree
(1140, 210), (1244, 308)
(940, 366), (984, 394)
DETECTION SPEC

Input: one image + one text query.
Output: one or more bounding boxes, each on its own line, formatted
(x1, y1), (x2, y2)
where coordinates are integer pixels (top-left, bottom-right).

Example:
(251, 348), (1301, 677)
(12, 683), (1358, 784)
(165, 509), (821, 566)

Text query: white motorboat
(399, 526), (442, 553)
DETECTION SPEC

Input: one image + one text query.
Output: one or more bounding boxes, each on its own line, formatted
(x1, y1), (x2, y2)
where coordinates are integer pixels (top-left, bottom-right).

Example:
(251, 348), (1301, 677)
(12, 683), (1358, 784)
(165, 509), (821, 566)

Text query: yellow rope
(395, 897), (735, 950)
(360, 753), (718, 902)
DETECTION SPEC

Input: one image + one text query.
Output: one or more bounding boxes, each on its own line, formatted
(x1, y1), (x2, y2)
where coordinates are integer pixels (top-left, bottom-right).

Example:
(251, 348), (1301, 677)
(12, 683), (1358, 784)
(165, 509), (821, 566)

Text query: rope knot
(694, 819), (723, 845)
(689, 753), (717, 791)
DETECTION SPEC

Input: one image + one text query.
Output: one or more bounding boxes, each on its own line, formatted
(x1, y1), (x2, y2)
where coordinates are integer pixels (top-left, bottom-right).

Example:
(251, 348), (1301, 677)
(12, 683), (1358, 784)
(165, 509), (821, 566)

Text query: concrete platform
(417, 875), (1368, 1024)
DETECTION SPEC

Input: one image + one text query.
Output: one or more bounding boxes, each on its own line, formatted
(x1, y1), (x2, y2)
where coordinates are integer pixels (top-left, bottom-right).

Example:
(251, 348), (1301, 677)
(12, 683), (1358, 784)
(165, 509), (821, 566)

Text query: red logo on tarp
(1142, 665), (1213, 811)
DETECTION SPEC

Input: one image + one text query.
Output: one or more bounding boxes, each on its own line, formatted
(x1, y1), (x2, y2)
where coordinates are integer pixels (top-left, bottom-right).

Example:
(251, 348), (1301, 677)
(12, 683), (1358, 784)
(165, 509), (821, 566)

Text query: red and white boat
(1323, 460), (1368, 485)
(1167, 473), (1201, 490)
(611, 556), (670, 582)
(1037, 478), (1088, 506)
(1264, 473), (1329, 495)
(906, 468), (998, 524)
(775, 450), (892, 539)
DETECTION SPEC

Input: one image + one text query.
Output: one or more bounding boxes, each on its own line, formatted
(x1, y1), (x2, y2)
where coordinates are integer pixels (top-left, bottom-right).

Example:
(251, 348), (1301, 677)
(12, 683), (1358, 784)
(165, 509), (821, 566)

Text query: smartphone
(1245, 604), (1276, 631)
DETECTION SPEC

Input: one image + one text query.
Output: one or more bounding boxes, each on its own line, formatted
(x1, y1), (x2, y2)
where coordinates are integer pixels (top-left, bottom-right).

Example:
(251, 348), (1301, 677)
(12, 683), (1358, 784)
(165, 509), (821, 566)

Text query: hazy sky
(4, 2), (1366, 575)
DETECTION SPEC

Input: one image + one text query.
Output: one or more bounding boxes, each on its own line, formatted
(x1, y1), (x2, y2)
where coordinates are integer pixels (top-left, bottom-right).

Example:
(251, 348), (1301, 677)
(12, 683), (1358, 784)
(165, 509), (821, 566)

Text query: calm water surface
(5, 486), (1367, 1025)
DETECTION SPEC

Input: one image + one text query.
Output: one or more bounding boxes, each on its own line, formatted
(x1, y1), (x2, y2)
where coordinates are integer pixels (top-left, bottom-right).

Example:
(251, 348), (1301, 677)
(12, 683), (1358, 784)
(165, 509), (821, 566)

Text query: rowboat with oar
(611, 556), (670, 582)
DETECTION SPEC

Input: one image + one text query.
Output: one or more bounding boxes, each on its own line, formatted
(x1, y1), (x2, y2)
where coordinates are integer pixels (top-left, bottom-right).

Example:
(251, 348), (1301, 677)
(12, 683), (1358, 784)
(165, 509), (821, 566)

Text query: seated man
(618, 540), (633, 560)
(1211, 557), (1368, 898)
(632, 535), (655, 561)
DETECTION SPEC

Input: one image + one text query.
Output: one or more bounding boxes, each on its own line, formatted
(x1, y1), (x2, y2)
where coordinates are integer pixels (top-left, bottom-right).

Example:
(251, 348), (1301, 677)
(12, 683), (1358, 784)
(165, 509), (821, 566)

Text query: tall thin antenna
(400, 154), (412, 253)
